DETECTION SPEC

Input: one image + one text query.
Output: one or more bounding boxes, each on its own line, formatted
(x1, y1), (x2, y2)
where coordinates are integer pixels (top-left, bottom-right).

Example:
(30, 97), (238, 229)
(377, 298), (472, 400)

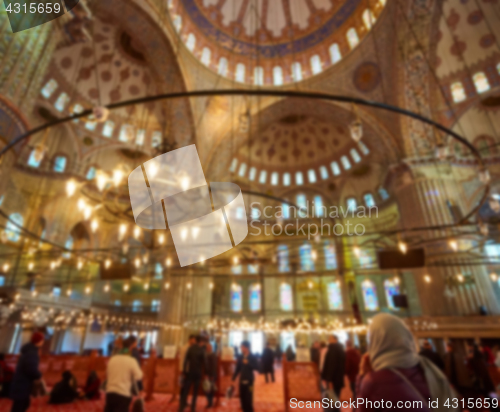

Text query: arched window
(346, 28), (359, 49)
(364, 193), (376, 208)
(151, 131), (162, 148)
(378, 187), (389, 201)
(249, 167), (257, 181)
(238, 163), (247, 177)
(53, 156), (67, 173)
(119, 124), (134, 142)
(218, 57), (228, 77)
(71, 104), (84, 122)
(102, 120), (115, 137)
(450, 82), (466, 103)
(248, 264), (259, 274)
(271, 172), (279, 185)
(327, 281), (343, 310)
(362, 9), (375, 29)
(362, 280), (379, 311)
(249, 284), (261, 312)
(341, 155), (351, 170)
(173, 15), (182, 32)
(296, 194), (307, 216)
(85, 121), (97, 131)
(291, 62), (303, 81)
(331, 161), (341, 176)
(259, 170), (267, 184)
(346, 197), (357, 212)
(132, 300), (142, 312)
(63, 235), (74, 259)
(324, 241), (337, 270)
(280, 283), (293, 311)
(295, 171), (304, 185)
(283, 173), (291, 186)
(136, 129), (146, 146)
(236, 64), (246, 83)
(54, 92), (70, 112)
(152, 300), (161, 312)
(27, 150), (42, 168)
(384, 279), (400, 310)
(231, 284), (243, 312)
(278, 245), (290, 273)
(299, 243), (315, 272)
(254, 66), (264, 85)
(186, 33), (196, 51)
(329, 44), (342, 64)
(310, 55), (322, 74)
(282, 203), (290, 219)
(314, 195), (325, 217)
(41, 79), (58, 98)
(358, 141), (370, 155)
(229, 158), (238, 172)
(232, 264), (243, 275)
(201, 47), (211, 66)
(308, 169), (317, 183)
(350, 148), (361, 163)
(320, 166), (329, 180)
(358, 249), (373, 268)
(6, 213), (23, 242)
(473, 72), (490, 94)
(273, 66), (284, 86)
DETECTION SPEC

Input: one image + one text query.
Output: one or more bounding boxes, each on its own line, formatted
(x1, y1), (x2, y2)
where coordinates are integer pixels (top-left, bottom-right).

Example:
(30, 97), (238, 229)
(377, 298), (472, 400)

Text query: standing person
(111, 336), (123, 356)
(179, 335), (207, 412)
(357, 313), (458, 412)
(129, 336), (143, 392)
(285, 345), (296, 362)
(319, 341), (328, 373)
(205, 343), (217, 409)
(310, 341), (320, 369)
(0, 354), (14, 398)
(466, 343), (496, 399)
(321, 335), (345, 399)
(261, 342), (275, 383)
(419, 340), (444, 371)
(9, 331), (44, 412)
(275, 345), (282, 366)
(232, 341), (258, 412)
(344, 340), (360, 399)
(104, 336), (143, 412)
(444, 342), (473, 397)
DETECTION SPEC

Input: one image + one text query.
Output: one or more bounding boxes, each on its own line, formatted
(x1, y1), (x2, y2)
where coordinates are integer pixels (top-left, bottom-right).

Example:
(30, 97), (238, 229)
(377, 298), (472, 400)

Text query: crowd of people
(1, 314), (499, 412)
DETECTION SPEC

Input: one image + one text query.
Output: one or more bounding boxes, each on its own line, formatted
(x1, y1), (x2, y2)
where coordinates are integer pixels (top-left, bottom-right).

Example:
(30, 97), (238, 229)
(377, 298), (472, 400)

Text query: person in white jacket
(104, 336), (144, 412)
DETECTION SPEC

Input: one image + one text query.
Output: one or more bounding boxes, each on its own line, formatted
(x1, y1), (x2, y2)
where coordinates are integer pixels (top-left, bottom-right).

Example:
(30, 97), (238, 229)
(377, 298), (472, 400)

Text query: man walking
(179, 335), (207, 412)
(261, 342), (275, 383)
(232, 341), (258, 412)
(104, 336), (143, 412)
(10, 332), (44, 412)
(321, 335), (346, 399)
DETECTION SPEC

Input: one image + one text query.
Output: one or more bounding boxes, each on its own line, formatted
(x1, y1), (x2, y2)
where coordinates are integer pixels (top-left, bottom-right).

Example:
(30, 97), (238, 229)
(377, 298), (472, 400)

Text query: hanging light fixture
(134, 226), (141, 239)
(96, 170), (108, 192)
(398, 241), (407, 254)
(83, 205), (92, 220)
(165, 257), (171, 267)
(77, 198), (86, 211)
(85, 286), (92, 295)
(119, 223), (127, 240)
(349, 104), (363, 142)
(105, 259), (112, 269)
(353, 246), (361, 258)
(66, 288), (72, 296)
(134, 258), (141, 268)
(123, 284), (130, 292)
(311, 250), (317, 261)
(112, 169), (124, 187)
(92, 106), (110, 123)
(104, 284), (110, 292)
(91, 219), (98, 233)
(164, 281), (170, 290)
(77, 260), (83, 270)
(66, 179), (77, 197)
(490, 273), (498, 282)
(158, 234), (165, 245)
(144, 282), (150, 291)
(449, 240), (458, 252)
(28, 262), (34, 271)
(2, 263), (9, 272)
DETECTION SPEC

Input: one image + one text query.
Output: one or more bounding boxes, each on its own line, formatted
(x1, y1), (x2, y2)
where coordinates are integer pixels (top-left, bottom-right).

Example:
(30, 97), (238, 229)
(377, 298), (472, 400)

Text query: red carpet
(0, 368), (352, 411)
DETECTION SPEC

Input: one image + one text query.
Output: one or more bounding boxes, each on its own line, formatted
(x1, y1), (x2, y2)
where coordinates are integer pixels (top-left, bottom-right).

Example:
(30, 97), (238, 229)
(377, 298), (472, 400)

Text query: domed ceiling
(168, 0), (386, 84)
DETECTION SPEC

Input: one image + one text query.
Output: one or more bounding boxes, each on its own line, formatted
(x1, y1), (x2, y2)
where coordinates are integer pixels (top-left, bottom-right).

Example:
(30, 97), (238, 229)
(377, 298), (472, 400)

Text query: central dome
(168, 0), (386, 84)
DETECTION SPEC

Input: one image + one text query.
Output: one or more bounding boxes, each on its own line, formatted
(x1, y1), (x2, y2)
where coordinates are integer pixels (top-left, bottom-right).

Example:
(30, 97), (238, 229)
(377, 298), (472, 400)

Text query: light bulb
(187, 282), (192, 290)
(104, 284), (110, 292)
(50, 261), (56, 270)
(164, 282), (170, 290)
(77, 198), (86, 211)
(85, 286), (91, 294)
(134, 258), (140, 268)
(158, 234), (165, 245)
(28, 262), (34, 271)
(233, 256), (239, 265)
(209, 282), (214, 290)
(91, 219), (98, 233)
(490, 273), (498, 282)
(124, 284), (130, 292)
(308, 281), (313, 289)
(122, 243), (129, 255)
(105, 259), (112, 269)
(457, 274), (464, 282)
(449, 240), (458, 252)
(96, 171), (107, 192)
(349, 119), (363, 142)
(353, 246), (361, 258)
(2, 263), (9, 272)
(77, 260), (83, 270)
(32, 290), (37, 297)
(166, 258), (171, 267)
(144, 283), (149, 291)
(143, 254), (149, 264)
(66, 179), (77, 197)
(398, 241), (407, 254)
(83, 206), (92, 220)
(67, 289), (72, 296)
(113, 169), (124, 187)
(134, 226), (141, 239)
(311, 250), (317, 261)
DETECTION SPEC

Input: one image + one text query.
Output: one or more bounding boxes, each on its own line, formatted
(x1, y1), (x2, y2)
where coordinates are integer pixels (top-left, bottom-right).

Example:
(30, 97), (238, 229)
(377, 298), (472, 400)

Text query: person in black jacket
(310, 341), (320, 368)
(232, 341), (258, 412)
(10, 332), (44, 412)
(205, 343), (217, 408)
(179, 335), (207, 412)
(419, 340), (444, 371)
(49, 370), (79, 404)
(320, 335), (345, 398)
(261, 342), (275, 383)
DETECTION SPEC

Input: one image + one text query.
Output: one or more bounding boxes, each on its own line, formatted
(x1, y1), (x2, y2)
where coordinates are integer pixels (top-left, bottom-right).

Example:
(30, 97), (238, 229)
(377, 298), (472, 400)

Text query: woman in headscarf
(49, 370), (79, 404)
(83, 370), (101, 400)
(356, 313), (458, 412)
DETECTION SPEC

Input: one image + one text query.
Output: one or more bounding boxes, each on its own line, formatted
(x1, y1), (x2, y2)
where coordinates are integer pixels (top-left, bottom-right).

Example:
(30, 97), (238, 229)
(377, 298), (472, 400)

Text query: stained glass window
(329, 44), (342, 64)
(6, 213), (23, 242)
(473, 72), (490, 94)
(296, 171), (304, 185)
(232, 264), (243, 275)
(259, 170), (267, 184)
(151, 131), (162, 148)
(350, 148), (361, 163)
(201, 47), (211, 66)
(283, 173), (291, 186)
(249, 167), (257, 181)
(378, 187), (389, 201)
(254, 66), (264, 85)
(136, 129), (146, 146)
(248, 264), (259, 274)
(27, 150), (42, 168)
(173, 15), (182, 32)
(347, 197), (357, 212)
(71, 104), (84, 122)
(311, 55), (322, 74)
(331, 161), (341, 176)
(218, 58), (228, 76)
(364, 193), (376, 208)
(451, 82), (466, 103)
(86, 167), (96, 180)
(278, 245), (290, 273)
(186, 33), (196, 51)
(271, 172), (279, 185)
(152, 300), (161, 312)
(41, 79), (58, 98)
(132, 300), (142, 312)
(63, 235), (73, 259)
(238, 163), (247, 177)
(102, 120), (115, 138)
(85, 121), (97, 131)
(299, 243), (315, 272)
(324, 241), (337, 270)
(358, 141), (370, 155)
(346, 28), (359, 49)
(119, 124), (134, 142)
(291, 62), (302, 81)
(308, 169), (317, 183)
(297, 194), (307, 217)
(341, 155), (351, 170)
(249, 284), (261, 312)
(362, 9), (375, 29)
(358, 249), (373, 268)
(53, 156), (67, 173)
(273, 66), (284, 86)
(327, 282), (343, 310)
(231, 284), (243, 312)
(320, 166), (329, 180)
(229, 158), (238, 172)
(282, 203), (290, 219)
(362, 280), (379, 311)
(384, 279), (400, 310)
(54, 92), (70, 112)
(314, 195), (325, 217)
(236, 64), (246, 83)
(280, 283), (293, 311)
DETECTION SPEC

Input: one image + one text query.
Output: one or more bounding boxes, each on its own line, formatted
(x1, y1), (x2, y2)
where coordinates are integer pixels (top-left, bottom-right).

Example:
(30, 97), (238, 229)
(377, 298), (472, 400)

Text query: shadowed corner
(5, 0), (80, 33)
